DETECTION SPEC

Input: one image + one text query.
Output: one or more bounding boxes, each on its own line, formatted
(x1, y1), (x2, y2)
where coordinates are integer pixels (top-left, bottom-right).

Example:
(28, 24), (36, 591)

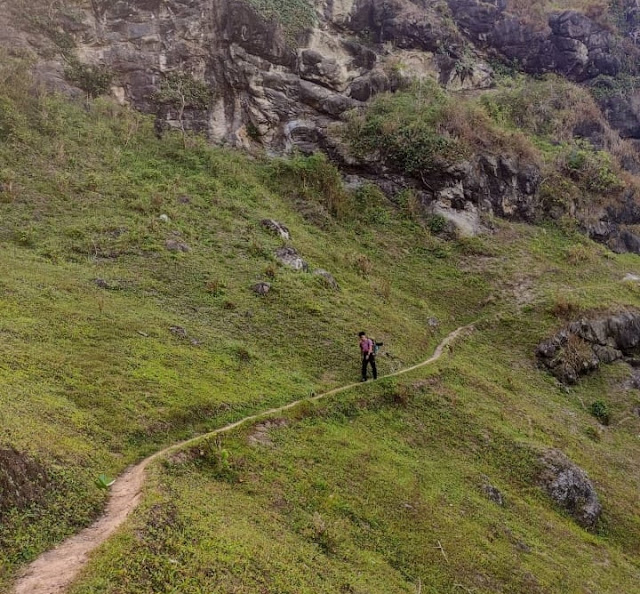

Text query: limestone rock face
(0, 0), (494, 156)
(5, 0), (640, 254)
(447, 2), (621, 83)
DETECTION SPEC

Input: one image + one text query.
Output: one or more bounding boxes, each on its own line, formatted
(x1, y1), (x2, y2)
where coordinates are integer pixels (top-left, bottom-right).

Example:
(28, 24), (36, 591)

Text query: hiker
(359, 331), (378, 382)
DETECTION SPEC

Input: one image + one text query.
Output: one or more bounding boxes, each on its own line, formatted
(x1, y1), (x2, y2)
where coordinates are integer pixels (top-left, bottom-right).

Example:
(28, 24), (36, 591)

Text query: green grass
(3, 54), (640, 593)
(69, 314), (640, 593)
(0, 57), (492, 587)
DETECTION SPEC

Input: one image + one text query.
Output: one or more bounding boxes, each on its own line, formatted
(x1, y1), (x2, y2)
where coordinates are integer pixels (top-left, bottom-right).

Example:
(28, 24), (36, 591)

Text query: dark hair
(358, 331), (366, 337)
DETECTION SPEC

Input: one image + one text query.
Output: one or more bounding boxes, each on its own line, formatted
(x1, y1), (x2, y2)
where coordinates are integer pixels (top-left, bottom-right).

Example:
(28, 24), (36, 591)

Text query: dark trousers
(362, 355), (377, 381)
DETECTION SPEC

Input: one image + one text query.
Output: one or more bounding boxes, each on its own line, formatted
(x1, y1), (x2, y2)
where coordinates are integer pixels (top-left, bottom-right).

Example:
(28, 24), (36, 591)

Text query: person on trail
(359, 331), (378, 382)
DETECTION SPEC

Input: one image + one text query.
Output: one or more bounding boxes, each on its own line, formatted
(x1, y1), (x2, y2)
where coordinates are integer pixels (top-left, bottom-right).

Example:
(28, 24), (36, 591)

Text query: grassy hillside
(2, 55), (640, 592)
(0, 56), (492, 587)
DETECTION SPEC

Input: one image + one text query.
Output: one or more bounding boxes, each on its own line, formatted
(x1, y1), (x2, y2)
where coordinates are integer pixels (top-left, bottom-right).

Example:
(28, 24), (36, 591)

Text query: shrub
(64, 59), (113, 97)
(565, 244), (597, 265)
(549, 297), (581, 319)
(427, 214), (447, 235)
(268, 153), (353, 220)
(264, 263), (277, 279)
(205, 278), (225, 296)
(563, 334), (596, 375)
(347, 79), (540, 180)
(590, 399), (610, 425)
(152, 73), (212, 110)
(562, 144), (623, 194)
(353, 253), (373, 277)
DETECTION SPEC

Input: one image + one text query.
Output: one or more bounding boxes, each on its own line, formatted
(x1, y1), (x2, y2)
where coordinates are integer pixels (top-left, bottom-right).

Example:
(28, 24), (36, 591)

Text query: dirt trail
(11, 324), (473, 594)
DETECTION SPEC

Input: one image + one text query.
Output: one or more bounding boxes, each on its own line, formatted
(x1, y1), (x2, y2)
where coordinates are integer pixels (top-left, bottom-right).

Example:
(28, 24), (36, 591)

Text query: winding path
(12, 324), (473, 594)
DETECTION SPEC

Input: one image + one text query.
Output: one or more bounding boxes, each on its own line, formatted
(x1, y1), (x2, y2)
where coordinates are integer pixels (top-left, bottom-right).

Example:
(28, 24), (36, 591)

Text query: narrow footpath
(12, 324), (473, 594)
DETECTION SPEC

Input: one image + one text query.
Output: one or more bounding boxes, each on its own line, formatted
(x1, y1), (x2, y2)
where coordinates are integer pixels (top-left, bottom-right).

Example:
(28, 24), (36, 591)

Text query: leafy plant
(152, 73), (212, 110)
(95, 474), (115, 490)
(64, 59), (113, 98)
(590, 399), (610, 425)
(428, 214), (448, 235)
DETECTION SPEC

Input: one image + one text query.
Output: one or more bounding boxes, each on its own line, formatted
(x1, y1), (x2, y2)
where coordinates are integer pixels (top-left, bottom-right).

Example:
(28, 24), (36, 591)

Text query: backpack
(372, 339), (383, 355)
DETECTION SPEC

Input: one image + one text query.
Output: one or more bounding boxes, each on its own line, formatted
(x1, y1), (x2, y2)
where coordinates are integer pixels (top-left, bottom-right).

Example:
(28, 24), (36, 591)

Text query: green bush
(590, 399), (610, 425)
(152, 73), (213, 110)
(428, 214), (448, 235)
(346, 80), (465, 176)
(268, 153), (353, 220)
(64, 59), (113, 97)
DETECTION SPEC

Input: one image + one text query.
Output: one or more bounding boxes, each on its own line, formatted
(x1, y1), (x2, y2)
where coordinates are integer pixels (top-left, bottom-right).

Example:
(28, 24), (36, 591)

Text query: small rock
(165, 239), (190, 253)
(252, 282), (271, 296)
(538, 449), (602, 530)
(94, 278), (110, 289)
(178, 195), (191, 204)
(481, 476), (505, 506)
(623, 273), (640, 282)
(137, 331), (149, 337)
(169, 326), (188, 339)
(261, 219), (291, 240)
(632, 405), (640, 417)
(515, 541), (532, 553)
(428, 317), (440, 328)
(275, 247), (308, 271)
(158, 214), (170, 223)
(313, 269), (339, 290)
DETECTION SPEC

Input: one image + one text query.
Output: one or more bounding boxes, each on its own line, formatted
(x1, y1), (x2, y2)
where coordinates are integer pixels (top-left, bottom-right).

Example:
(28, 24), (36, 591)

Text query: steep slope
(0, 55), (493, 589)
(2, 53), (640, 593)
(3, 2), (640, 593)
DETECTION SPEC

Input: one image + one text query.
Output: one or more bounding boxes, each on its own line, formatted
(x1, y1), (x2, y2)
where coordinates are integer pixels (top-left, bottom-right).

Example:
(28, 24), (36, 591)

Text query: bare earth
(12, 325), (473, 594)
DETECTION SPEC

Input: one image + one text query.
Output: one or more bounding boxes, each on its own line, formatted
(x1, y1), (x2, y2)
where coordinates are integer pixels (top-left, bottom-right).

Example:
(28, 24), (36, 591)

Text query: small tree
(153, 72), (212, 147)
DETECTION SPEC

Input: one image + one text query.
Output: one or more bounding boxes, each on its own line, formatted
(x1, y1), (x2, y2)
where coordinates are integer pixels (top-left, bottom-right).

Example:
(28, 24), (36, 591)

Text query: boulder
(275, 247), (309, 271)
(313, 269), (339, 290)
(261, 219), (291, 240)
(538, 449), (602, 530)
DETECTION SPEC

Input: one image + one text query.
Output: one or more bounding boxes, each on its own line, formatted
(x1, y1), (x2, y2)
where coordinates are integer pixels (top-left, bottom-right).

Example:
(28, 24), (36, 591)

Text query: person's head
(358, 331), (367, 340)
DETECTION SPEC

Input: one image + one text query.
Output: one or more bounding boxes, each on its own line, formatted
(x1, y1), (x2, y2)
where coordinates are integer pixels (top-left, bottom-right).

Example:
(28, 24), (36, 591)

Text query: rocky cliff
(4, 0), (640, 251)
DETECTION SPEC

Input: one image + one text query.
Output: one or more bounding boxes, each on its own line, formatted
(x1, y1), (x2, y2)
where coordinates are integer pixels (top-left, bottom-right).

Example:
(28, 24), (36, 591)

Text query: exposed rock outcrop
(261, 219), (291, 240)
(275, 246), (309, 271)
(4, 0), (640, 253)
(447, 2), (621, 83)
(313, 268), (339, 290)
(537, 310), (640, 383)
(1, 0), (495, 156)
(538, 449), (602, 530)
